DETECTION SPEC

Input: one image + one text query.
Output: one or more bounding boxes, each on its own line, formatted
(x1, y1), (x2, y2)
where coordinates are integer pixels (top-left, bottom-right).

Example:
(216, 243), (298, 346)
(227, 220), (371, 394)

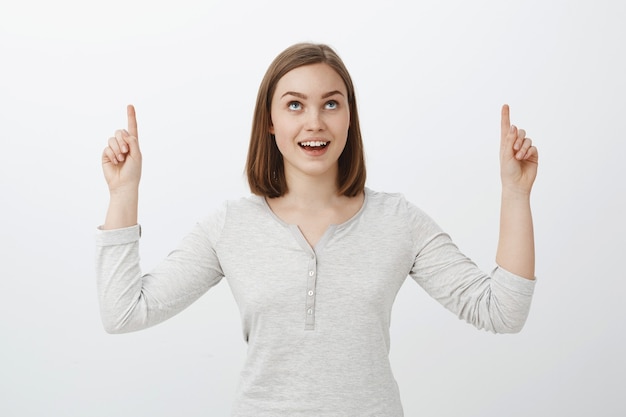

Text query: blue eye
(325, 100), (338, 110)
(288, 101), (302, 110)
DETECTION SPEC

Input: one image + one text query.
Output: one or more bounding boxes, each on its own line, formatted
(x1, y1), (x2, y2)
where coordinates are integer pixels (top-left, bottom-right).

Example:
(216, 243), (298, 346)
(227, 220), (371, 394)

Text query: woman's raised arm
(496, 104), (539, 280)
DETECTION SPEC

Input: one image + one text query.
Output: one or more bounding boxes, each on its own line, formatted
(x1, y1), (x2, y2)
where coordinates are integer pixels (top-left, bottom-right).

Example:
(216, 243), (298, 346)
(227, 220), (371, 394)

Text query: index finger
(127, 104), (138, 138)
(501, 104), (511, 141)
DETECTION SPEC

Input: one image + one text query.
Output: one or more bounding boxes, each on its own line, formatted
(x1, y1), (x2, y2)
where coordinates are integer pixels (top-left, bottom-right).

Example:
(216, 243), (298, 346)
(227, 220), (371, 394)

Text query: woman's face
(269, 63), (350, 183)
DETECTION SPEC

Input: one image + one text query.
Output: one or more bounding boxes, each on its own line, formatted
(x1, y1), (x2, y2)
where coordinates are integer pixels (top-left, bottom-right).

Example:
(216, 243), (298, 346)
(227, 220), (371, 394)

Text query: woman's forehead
(274, 63), (347, 97)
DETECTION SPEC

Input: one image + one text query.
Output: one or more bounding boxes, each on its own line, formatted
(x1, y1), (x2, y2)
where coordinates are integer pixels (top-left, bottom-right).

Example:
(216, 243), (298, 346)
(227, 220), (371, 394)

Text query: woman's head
(246, 43), (366, 198)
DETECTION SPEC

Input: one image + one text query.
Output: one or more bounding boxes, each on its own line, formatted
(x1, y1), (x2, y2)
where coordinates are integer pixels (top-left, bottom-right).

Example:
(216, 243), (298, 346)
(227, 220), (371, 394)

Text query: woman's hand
(500, 104), (538, 195)
(101, 105), (142, 229)
(102, 105), (142, 194)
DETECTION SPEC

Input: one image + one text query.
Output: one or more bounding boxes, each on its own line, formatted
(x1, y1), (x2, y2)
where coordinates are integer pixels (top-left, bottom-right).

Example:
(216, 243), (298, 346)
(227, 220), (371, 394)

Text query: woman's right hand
(102, 105), (142, 194)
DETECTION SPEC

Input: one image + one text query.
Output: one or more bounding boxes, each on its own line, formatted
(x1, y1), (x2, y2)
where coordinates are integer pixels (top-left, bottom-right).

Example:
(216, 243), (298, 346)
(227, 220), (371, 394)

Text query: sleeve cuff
(95, 224), (141, 246)
(492, 265), (536, 296)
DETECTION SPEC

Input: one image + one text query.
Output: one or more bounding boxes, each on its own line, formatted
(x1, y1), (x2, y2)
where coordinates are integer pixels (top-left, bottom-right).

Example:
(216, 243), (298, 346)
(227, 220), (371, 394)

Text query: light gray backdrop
(1, 0), (624, 416)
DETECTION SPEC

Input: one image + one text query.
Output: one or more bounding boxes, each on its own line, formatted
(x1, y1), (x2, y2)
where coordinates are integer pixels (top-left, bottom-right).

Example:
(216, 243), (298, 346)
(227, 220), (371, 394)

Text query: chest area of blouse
(215, 214), (415, 332)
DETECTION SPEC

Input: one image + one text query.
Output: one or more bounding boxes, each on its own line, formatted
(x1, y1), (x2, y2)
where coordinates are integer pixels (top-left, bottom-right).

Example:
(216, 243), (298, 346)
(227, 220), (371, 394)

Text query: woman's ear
(269, 124), (275, 134)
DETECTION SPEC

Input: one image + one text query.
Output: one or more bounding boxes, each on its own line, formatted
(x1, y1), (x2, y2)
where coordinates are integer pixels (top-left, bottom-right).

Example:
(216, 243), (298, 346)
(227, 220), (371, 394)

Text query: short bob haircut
(246, 43), (366, 198)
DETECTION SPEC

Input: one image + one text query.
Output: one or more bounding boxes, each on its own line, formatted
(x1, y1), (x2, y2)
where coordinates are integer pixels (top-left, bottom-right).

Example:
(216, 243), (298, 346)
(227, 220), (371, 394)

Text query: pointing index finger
(127, 104), (138, 138)
(501, 104), (511, 141)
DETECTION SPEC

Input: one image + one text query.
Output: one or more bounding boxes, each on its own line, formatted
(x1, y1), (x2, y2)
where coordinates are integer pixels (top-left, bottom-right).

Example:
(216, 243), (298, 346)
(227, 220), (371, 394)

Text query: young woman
(97, 43), (538, 416)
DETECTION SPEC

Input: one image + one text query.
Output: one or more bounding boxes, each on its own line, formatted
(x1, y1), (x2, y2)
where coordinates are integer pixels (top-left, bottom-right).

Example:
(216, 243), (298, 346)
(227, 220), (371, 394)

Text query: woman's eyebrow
(281, 91), (307, 99)
(280, 90), (345, 99)
(322, 90), (344, 99)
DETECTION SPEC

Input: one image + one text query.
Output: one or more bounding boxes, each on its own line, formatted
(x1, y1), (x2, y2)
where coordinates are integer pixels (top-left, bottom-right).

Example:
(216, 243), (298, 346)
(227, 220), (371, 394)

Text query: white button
(307, 309), (313, 315)
(308, 290), (314, 296)
(309, 271), (315, 276)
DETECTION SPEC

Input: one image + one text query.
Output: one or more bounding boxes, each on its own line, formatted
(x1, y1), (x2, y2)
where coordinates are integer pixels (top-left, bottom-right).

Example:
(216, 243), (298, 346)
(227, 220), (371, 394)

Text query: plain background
(1, 0), (624, 416)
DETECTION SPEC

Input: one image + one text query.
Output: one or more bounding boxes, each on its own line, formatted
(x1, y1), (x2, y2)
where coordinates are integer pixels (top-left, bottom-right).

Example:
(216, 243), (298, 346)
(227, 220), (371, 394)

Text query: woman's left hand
(500, 104), (539, 195)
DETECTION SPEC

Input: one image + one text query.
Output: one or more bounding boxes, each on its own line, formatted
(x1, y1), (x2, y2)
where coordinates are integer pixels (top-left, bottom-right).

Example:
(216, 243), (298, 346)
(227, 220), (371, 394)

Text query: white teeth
(300, 141), (328, 147)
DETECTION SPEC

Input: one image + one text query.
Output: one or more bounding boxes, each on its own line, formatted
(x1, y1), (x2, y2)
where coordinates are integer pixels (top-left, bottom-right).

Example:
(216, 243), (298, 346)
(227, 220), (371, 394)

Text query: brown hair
(246, 43), (366, 198)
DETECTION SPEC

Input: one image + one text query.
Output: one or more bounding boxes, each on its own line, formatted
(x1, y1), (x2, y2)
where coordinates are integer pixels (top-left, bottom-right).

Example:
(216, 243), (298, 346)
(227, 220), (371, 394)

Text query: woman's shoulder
(194, 194), (268, 242)
(364, 187), (439, 229)
(364, 187), (415, 212)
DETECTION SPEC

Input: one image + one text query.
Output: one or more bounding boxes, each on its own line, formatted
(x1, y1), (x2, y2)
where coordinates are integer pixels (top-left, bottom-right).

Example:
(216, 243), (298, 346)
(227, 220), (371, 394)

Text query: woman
(97, 43), (538, 416)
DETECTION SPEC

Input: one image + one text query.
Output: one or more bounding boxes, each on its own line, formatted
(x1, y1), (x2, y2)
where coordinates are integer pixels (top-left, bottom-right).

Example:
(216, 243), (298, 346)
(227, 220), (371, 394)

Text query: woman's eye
(325, 100), (338, 110)
(288, 101), (302, 111)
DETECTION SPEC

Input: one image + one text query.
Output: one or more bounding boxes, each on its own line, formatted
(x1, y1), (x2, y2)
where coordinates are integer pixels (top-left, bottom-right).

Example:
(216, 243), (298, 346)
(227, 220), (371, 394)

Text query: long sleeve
(407, 202), (536, 334)
(95, 207), (226, 334)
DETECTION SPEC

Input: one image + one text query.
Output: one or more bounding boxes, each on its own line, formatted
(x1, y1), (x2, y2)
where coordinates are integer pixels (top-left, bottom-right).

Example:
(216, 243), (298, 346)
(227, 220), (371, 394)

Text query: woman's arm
(96, 105), (225, 333)
(101, 104), (142, 230)
(495, 105), (538, 280)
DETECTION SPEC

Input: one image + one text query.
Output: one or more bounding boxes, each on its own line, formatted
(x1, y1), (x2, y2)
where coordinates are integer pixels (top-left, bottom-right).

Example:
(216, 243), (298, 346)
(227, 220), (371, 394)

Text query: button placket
(304, 256), (317, 330)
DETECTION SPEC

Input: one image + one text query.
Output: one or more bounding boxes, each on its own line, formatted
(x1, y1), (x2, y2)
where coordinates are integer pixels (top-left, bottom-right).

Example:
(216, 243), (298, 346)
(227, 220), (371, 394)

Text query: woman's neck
(282, 168), (341, 209)
(266, 168), (364, 247)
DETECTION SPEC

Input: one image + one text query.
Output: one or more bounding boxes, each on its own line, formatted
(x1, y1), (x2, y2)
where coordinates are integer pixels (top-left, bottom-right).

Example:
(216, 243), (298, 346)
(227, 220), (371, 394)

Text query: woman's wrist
(103, 190), (139, 230)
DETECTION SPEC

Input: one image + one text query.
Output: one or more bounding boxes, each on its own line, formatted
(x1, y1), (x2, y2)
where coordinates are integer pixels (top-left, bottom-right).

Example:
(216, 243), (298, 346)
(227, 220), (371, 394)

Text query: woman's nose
(305, 109), (324, 131)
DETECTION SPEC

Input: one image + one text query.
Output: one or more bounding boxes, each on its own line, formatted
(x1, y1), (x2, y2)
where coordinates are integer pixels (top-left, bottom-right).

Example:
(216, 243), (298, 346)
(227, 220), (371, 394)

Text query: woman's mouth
(299, 140), (329, 149)
(298, 140), (330, 156)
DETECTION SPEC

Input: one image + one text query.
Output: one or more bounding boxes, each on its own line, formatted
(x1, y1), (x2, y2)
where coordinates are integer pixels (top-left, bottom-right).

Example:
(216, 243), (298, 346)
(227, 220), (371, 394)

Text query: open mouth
(298, 140), (329, 149)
